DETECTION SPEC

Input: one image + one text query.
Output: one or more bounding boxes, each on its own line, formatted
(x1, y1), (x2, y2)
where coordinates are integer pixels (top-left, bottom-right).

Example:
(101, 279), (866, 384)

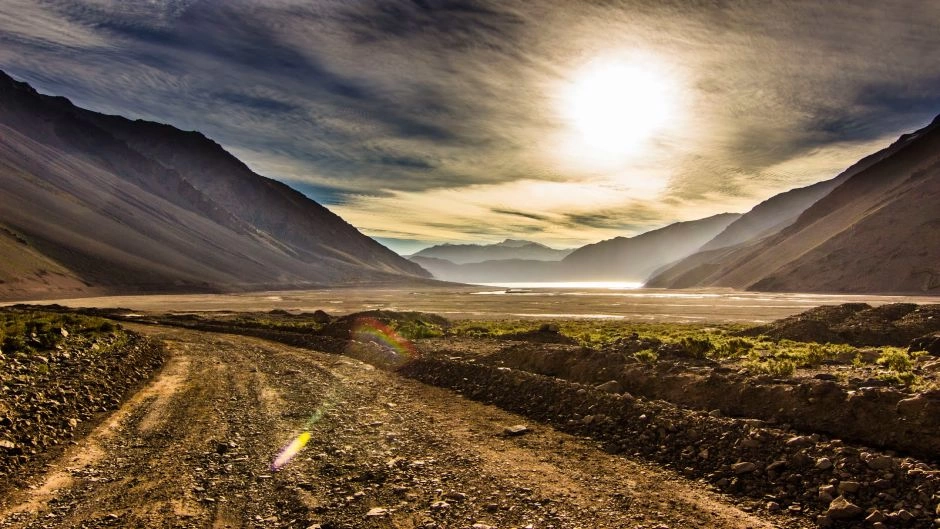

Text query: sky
(1, 1), (938, 255)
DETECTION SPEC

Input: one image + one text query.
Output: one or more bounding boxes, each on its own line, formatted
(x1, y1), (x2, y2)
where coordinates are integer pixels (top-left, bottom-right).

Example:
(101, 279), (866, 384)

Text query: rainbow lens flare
(347, 317), (419, 366)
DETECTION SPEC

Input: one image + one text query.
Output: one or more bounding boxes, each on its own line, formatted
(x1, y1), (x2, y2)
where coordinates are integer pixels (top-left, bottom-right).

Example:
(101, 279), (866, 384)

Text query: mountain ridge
(412, 238), (572, 264)
(648, 114), (940, 294)
(408, 214), (740, 284)
(0, 70), (431, 300)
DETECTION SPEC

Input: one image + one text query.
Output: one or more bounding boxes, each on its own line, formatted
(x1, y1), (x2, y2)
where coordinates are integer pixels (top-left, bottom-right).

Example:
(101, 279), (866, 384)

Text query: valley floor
(0, 325), (788, 529)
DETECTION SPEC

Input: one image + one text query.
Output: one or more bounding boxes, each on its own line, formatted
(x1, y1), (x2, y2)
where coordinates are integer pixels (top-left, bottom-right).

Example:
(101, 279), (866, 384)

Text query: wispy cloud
(0, 0), (938, 251)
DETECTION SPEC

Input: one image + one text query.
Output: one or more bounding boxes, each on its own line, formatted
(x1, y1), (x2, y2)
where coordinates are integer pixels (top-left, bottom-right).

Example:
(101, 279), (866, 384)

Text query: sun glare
(561, 58), (677, 166)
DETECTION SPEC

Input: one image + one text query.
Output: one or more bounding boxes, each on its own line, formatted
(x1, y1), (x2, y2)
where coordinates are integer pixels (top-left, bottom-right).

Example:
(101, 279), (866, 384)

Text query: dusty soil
(8, 286), (940, 323)
(0, 325), (785, 529)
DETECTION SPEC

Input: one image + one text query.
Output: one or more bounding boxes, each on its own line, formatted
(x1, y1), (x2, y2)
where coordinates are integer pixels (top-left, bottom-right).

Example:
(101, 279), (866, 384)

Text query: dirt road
(0, 326), (786, 529)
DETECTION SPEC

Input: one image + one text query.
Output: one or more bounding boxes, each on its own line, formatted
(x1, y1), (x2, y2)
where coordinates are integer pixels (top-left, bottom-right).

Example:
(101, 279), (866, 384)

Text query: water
(474, 281), (644, 290)
(5, 286), (936, 323)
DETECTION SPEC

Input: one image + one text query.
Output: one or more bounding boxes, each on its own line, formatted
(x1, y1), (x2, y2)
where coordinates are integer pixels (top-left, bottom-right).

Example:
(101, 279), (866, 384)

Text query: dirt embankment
(399, 358), (940, 528)
(0, 318), (164, 489)
(741, 303), (940, 346)
(473, 342), (940, 459)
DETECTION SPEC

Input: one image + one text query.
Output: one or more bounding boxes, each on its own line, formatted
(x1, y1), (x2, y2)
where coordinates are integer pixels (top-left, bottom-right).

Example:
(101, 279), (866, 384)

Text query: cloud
(0, 0), (938, 247)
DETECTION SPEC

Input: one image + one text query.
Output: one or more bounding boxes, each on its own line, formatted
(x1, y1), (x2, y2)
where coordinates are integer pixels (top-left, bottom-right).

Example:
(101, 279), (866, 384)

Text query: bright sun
(562, 59), (677, 165)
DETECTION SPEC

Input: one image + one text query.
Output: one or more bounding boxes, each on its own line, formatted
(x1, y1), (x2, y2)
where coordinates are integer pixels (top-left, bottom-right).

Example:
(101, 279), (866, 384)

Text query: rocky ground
(0, 325), (783, 529)
(0, 310), (164, 487)
(2, 304), (939, 528)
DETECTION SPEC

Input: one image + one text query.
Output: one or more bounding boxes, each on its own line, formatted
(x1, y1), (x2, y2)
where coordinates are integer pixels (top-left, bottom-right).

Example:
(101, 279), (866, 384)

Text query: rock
(0, 439), (16, 450)
(471, 524), (495, 529)
(596, 380), (623, 394)
(908, 333), (940, 356)
(365, 507), (389, 517)
(838, 481), (862, 494)
(503, 425), (529, 436)
(444, 491), (466, 501)
(896, 509), (914, 522)
(826, 496), (863, 520)
(815, 457), (833, 470)
(731, 462), (757, 474)
(430, 500), (450, 510)
(866, 510), (886, 523)
(863, 453), (895, 471)
(816, 514), (833, 527)
(766, 501), (781, 511)
(786, 435), (815, 448)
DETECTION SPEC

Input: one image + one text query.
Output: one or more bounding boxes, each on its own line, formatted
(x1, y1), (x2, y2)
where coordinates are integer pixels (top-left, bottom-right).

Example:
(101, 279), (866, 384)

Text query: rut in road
(0, 326), (786, 529)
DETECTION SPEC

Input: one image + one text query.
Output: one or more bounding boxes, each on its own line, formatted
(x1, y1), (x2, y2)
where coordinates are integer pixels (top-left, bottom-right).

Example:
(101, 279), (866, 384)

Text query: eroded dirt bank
(0, 326), (783, 529)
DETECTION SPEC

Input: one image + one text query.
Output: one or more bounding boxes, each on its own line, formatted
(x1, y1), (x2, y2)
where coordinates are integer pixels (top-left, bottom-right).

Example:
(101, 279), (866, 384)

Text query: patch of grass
(392, 319), (444, 340)
(743, 351), (796, 377)
(877, 347), (914, 373)
(0, 310), (123, 355)
(633, 348), (658, 364)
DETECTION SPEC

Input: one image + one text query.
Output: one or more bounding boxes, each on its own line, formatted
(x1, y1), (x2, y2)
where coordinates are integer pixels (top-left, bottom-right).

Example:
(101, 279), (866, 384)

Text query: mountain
(559, 213), (741, 280)
(408, 214), (740, 284)
(0, 71), (430, 300)
(649, 115), (940, 294)
(698, 140), (906, 253)
(411, 239), (572, 264)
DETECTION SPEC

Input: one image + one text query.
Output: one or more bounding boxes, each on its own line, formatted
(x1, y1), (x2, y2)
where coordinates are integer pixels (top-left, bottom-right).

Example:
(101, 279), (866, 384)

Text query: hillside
(650, 115), (940, 294)
(408, 214), (740, 284)
(411, 239), (572, 264)
(559, 213), (740, 281)
(0, 71), (430, 300)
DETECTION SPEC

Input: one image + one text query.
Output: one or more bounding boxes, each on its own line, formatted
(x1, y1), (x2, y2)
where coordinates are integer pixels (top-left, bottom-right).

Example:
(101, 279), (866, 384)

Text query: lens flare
(270, 404), (330, 471)
(272, 431), (311, 470)
(347, 317), (419, 366)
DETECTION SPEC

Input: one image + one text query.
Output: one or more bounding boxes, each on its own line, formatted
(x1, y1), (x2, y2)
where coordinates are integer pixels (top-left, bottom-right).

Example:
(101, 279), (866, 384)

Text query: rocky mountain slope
(409, 214), (740, 284)
(0, 71), (430, 300)
(411, 239), (572, 264)
(649, 115), (940, 294)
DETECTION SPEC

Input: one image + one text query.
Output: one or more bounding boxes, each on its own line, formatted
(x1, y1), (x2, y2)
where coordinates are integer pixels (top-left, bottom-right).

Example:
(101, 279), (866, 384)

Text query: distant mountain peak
(497, 238), (546, 248)
(413, 239), (571, 264)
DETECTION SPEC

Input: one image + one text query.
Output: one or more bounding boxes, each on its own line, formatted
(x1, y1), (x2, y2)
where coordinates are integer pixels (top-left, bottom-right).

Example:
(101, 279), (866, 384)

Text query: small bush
(394, 320), (443, 340)
(716, 337), (753, 358)
(634, 348), (658, 364)
(680, 336), (714, 358)
(743, 355), (796, 378)
(878, 347), (913, 373)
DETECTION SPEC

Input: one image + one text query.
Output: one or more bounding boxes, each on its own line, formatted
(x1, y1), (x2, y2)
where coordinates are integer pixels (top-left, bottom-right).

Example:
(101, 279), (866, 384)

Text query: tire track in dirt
(0, 326), (794, 528)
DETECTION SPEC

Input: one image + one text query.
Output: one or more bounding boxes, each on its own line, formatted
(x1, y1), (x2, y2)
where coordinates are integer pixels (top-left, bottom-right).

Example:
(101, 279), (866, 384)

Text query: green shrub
(633, 348), (658, 364)
(716, 337), (753, 358)
(394, 320), (443, 340)
(878, 347), (913, 373)
(680, 336), (714, 358)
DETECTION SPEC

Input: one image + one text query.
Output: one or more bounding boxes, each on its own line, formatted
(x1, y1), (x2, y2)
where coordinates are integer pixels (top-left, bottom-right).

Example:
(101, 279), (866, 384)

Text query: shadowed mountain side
(699, 139), (910, 253)
(650, 115), (940, 294)
(409, 214), (740, 284)
(412, 239), (572, 264)
(0, 71), (430, 300)
(77, 112), (427, 277)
